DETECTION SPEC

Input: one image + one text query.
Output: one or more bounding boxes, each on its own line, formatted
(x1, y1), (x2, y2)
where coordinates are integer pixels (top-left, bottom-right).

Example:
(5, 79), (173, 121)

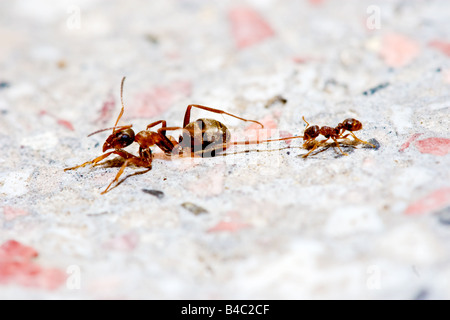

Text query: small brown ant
(300, 116), (375, 158)
(242, 116), (375, 158)
(64, 77), (264, 194)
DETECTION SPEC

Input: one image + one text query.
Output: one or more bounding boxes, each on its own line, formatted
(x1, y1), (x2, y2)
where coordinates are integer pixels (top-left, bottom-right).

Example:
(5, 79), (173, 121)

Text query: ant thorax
(135, 130), (161, 148)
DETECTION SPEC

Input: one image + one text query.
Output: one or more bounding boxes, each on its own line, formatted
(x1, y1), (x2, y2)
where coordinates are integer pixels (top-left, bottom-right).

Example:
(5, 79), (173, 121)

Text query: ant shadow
(223, 140), (361, 158)
(87, 137), (379, 192)
(297, 138), (379, 158)
(108, 168), (152, 192)
(221, 145), (293, 156)
(91, 157), (152, 192)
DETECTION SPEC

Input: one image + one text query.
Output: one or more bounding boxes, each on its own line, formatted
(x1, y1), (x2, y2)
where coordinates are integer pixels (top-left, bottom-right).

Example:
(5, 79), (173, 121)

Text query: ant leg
(65, 149), (140, 171)
(183, 104), (263, 128)
(229, 135), (304, 146)
(157, 126), (183, 135)
(145, 121), (175, 152)
(190, 145), (228, 158)
(302, 137), (334, 158)
(301, 140), (322, 158)
(331, 138), (348, 156)
(102, 158), (132, 194)
(146, 120), (167, 135)
(192, 135), (304, 157)
(349, 132), (376, 148)
(64, 151), (117, 171)
(101, 150), (152, 194)
(167, 135), (178, 146)
(156, 126), (184, 154)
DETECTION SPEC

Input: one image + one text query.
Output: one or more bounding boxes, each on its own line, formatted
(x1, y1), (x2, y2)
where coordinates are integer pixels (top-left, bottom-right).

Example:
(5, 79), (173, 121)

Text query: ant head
(103, 128), (135, 152)
(101, 77), (136, 152)
(304, 125), (320, 140)
(342, 118), (362, 131)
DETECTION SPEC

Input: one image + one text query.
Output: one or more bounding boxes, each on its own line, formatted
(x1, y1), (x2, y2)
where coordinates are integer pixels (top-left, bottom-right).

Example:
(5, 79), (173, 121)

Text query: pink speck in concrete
(405, 187), (450, 215)
(399, 133), (423, 152)
(429, 40), (450, 57)
(0, 240), (66, 290)
(104, 232), (139, 251)
(127, 81), (191, 120)
(379, 33), (420, 67)
(2, 206), (29, 221)
(415, 137), (450, 156)
(308, 0), (324, 5)
(207, 212), (250, 233)
(442, 69), (450, 84)
(95, 93), (116, 124)
(229, 6), (274, 49)
(188, 165), (224, 197)
(170, 156), (200, 171)
(0, 240), (38, 261)
(39, 110), (74, 131)
(57, 119), (75, 131)
(292, 56), (308, 64)
(279, 130), (295, 145)
(241, 114), (278, 142)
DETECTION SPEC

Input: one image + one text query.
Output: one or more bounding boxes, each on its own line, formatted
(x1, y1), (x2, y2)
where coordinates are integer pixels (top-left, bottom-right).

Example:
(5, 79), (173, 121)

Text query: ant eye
(115, 129), (135, 147)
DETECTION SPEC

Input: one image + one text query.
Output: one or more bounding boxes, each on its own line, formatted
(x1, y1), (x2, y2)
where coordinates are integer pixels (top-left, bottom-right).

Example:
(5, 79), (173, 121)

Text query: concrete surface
(1, 0), (450, 299)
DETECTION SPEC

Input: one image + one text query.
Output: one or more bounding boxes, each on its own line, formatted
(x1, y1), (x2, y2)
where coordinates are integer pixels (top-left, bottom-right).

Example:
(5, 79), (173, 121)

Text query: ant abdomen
(181, 118), (231, 157)
(341, 118), (362, 131)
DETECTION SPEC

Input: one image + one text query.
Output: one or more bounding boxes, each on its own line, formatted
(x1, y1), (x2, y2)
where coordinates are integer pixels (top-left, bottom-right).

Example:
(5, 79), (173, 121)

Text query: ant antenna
(112, 76), (127, 134)
(302, 116), (310, 128)
(86, 77), (131, 137)
(87, 125), (133, 137)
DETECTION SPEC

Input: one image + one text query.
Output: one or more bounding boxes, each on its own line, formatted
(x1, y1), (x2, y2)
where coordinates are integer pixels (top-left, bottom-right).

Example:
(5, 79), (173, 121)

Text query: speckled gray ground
(1, 0), (450, 299)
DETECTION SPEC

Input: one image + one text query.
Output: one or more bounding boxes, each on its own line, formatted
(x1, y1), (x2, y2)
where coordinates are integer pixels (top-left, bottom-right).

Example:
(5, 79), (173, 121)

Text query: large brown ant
(65, 77), (264, 194)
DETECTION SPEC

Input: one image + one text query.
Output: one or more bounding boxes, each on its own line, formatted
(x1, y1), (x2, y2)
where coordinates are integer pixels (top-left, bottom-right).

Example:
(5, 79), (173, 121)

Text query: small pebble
(142, 189), (164, 199)
(145, 34), (159, 44)
(414, 289), (429, 300)
(436, 206), (450, 225)
(181, 202), (208, 215)
(0, 81), (10, 89)
(362, 82), (389, 96)
(265, 95), (287, 108)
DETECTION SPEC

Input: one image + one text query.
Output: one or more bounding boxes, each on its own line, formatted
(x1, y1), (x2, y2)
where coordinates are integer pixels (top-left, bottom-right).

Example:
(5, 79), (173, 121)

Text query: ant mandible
(64, 77), (264, 194)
